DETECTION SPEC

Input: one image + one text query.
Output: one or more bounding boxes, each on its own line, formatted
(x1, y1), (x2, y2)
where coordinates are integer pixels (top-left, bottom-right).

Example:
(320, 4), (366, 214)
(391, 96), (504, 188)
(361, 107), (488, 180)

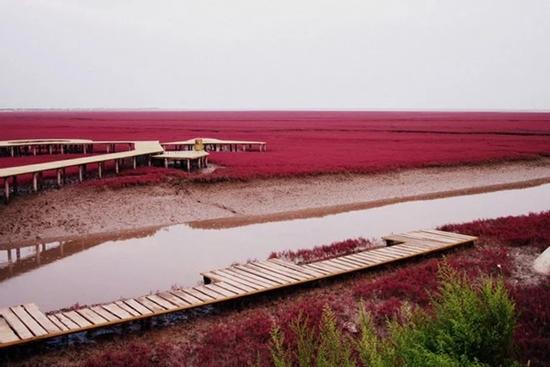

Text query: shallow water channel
(1, 184), (549, 311)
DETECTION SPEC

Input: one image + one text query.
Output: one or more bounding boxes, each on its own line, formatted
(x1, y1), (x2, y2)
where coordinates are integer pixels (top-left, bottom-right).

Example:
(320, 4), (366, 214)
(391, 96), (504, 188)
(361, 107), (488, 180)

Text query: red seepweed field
(1, 111), (549, 182)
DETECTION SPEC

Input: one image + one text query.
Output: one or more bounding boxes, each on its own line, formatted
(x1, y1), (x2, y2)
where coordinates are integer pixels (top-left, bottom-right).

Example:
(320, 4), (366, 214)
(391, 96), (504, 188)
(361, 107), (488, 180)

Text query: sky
(0, 0), (549, 110)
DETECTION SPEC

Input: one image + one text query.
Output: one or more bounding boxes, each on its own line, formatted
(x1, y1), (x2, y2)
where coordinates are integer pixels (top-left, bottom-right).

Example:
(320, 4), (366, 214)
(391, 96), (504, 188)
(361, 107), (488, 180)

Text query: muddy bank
(1, 159), (549, 243)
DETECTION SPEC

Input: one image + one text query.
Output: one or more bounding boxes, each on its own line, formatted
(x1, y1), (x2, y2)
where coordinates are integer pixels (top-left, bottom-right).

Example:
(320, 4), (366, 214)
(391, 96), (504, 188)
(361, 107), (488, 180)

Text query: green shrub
(269, 265), (517, 367)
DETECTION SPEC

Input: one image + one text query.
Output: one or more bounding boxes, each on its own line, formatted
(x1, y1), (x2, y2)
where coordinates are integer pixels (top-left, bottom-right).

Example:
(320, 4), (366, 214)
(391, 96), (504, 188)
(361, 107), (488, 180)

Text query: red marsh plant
(268, 238), (379, 264)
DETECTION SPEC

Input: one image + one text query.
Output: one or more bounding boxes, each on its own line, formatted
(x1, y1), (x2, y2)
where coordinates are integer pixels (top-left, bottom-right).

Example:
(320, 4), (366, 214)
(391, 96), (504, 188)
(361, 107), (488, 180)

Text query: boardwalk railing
(0, 229), (476, 349)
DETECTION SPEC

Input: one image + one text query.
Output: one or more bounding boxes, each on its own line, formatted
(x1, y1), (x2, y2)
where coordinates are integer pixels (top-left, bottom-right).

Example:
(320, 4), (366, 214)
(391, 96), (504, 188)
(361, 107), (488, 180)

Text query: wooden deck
(152, 151), (210, 170)
(0, 229), (476, 349)
(163, 137), (267, 152)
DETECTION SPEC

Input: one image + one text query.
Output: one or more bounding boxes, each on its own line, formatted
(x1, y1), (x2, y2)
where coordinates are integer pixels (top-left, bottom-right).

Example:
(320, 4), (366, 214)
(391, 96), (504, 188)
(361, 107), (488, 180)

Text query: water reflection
(0, 184), (549, 311)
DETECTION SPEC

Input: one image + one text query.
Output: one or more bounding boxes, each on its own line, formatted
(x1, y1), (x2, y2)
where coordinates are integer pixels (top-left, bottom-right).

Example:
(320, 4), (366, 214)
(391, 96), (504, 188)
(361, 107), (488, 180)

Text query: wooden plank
(23, 304), (60, 333)
(52, 313), (80, 330)
(407, 231), (456, 243)
(377, 246), (418, 257)
(157, 292), (190, 308)
(213, 282), (248, 296)
(63, 311), (93, 328)
(170, 290), (205, 305)
(0, 308), (33, 339)
(115, 301), (141, 317)
(90, 306), (120, 322)
(236, 264), (292, 285)
(224, 268), (280, 288)
(330, 257), (364, 268)
(423, 229), (476, 241)
(11, 306), (47, 337)
(204, 283), (238, 297)
(305, 262), (344, 273)
(256, 260), (316, 279)
(0, 317), (20, 344)
(363, 251), (398, 261)
(147, 295), (178, 310)
(212, 270), (267, 291)
(222, 268), (278, 287)
(77, 308), (108, 325)
(102, 304), (133, 320)
(267, 259), (326, 277)
(180, 288), (217, 302)
(47, 315), (69, 332)
(249, 262), (315, 282)
(124, 299), (154, 315)
(246, 263), (305, 282)
(322, 259), (355, 271)
(344, 254), (377, 265)
(194, 286), (226, 300)
(136, 296), (166, 313)
(353, 252), (386, 263)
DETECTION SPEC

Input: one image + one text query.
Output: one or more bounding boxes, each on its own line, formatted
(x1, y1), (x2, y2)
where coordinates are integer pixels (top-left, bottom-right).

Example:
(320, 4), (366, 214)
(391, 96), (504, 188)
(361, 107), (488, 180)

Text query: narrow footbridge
(0, 229), (476, 349)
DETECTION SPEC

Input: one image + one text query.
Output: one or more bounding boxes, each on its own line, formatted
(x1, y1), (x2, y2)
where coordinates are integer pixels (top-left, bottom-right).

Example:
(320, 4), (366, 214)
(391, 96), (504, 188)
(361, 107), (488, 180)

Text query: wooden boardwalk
(0, 229), (476, 349)
(0, 141), (164, 203)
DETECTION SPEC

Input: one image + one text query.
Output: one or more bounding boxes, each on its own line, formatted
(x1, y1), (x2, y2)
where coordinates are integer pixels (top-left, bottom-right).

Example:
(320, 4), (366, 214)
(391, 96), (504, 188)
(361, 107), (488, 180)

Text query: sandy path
(1, 159), (549, 244)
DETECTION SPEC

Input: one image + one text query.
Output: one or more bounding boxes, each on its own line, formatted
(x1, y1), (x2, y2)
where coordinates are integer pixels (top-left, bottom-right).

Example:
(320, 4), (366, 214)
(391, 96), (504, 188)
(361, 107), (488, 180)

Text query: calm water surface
(1, 184), (549, 311)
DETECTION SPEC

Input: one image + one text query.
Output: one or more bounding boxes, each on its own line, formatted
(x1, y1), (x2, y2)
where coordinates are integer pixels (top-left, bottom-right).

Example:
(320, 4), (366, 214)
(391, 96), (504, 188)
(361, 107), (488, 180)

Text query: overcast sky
(1, 1), (549, 110)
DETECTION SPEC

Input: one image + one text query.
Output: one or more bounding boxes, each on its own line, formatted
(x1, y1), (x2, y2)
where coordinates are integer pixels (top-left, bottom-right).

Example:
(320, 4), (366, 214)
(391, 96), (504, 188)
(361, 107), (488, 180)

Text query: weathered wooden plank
(423, 229), (476, 241)
(136, 296), (166, 313)
(157, 292), (190, 308)
(23, 304), (60, 333)
(147, 295), (178, 310)
(194, 286), (226, 300)
(330, 257), (364, 268)
(77, 308), (108, 325)
(214, 282), (248, 295)
(124, 299), (154, 315)
(236, 264), (292, 285)
(377, 246), (418, 257)
(204, 283), (238, 297)
(0, 317), (19, 344)
(115, 301), (141, 317)
(254, 261), (313, 280)
(212, 270), (267, 291)
(63, 311), (93, 328)
(245, 263), (303, 282)
(267, 259), (326, 277)
(11, 306), (47, 337)
(90, 306), (119, 322)
(0, 308), (33, 339)
(52, 313), (80, 330)
(305, 262), (344, 273)
(101, 303), (133, 320)
(170, 290), (205, 305)
(180, 288), (216, 302)
(344, 254), (376, 265)
(321, 259), (355, 271)
(223, 268), (278, 287)
(352, 252), (384, 263)
(47, 315), (69, 332)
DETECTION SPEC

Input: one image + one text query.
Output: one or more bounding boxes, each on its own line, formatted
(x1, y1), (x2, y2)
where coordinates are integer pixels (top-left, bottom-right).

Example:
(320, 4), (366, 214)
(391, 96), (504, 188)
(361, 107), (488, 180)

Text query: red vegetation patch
(1, 111), (549, 181)
(510, 278), (550, 365)
(353, 246), (512, 309)
(440, 211), (550, 250)
(268, 237), (377, 264)
(81, 167), (189, 189)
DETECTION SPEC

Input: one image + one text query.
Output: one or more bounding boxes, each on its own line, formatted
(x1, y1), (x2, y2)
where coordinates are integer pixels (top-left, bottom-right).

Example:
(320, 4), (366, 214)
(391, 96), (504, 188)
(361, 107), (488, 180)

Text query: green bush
(269, 265), (517, 367)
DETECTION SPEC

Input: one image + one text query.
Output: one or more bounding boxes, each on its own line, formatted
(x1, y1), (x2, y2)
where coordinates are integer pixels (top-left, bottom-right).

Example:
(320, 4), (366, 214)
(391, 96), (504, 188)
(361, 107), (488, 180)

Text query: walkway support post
(32, 173), (39, 192)
(132, 157), (137, 169)
(56, 169), (62, 188)
(98, 163), (103, 179)
(78, 165), (84, 182)
(115, 159), (120, 174)
(4, 178), (9, 204)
